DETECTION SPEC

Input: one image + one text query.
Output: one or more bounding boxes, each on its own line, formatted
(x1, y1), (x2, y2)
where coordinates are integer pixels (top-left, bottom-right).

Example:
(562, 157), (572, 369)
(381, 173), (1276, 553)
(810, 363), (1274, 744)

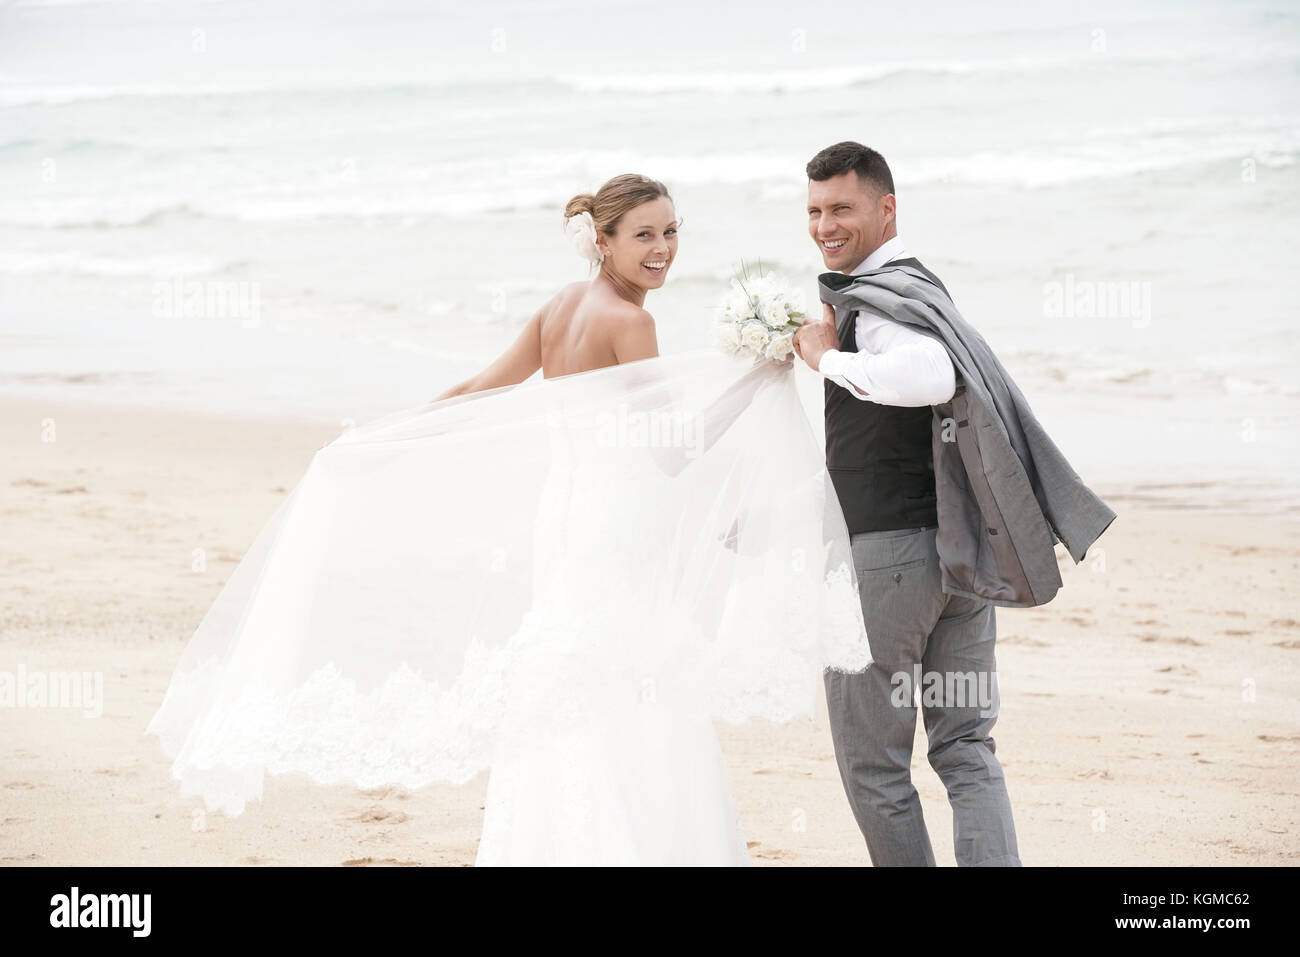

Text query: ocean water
(1, 0), (1297, 510)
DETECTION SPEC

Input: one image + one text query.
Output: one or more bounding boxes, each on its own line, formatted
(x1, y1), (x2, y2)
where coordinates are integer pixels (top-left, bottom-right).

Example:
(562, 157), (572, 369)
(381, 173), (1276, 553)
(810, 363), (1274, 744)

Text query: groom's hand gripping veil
(793, 303), (862, 389)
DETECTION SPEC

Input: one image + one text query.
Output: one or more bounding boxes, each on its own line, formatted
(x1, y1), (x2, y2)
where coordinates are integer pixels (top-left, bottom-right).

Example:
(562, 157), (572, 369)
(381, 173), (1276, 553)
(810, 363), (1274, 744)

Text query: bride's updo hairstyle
(564, 173), (672, 238)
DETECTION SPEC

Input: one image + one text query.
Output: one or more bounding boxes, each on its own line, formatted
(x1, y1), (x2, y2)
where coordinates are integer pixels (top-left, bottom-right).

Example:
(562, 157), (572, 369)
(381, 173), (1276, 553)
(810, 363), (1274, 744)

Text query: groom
(793, 142), (1113, 866)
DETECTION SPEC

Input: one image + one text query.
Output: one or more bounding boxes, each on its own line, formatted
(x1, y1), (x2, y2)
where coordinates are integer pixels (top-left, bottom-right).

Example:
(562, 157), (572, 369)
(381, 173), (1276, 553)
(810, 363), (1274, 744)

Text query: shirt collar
(850, 235), (907, 276)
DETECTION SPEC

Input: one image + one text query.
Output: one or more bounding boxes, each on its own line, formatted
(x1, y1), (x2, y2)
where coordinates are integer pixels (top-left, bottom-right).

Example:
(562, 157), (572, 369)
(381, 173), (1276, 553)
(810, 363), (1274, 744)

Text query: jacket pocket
(852, 528), (931, 577)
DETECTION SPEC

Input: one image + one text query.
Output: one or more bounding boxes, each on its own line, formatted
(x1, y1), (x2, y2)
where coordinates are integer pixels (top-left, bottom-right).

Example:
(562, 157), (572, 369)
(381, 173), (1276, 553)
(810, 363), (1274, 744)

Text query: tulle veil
(146, 347), (872, 816)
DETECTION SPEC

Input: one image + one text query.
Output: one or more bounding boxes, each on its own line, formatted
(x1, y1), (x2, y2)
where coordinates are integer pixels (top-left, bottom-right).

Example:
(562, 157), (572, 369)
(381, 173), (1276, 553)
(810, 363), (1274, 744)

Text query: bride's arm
(435, 308), (544, 400)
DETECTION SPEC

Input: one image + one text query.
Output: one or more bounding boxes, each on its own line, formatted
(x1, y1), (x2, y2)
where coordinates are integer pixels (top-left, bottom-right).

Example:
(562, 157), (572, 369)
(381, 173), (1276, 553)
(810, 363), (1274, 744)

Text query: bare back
(435, 275), (659, 401)
(539, 280), (656, 378)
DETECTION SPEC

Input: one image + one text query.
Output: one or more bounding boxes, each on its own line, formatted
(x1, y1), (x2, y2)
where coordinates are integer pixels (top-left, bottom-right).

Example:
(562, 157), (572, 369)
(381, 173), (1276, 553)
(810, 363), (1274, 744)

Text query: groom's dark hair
(806, 142), (895, 196)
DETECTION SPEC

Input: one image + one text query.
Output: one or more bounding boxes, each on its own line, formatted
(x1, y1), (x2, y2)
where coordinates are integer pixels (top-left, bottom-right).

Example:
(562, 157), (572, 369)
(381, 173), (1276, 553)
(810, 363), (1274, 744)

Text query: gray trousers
(824, 525), (1021, 866)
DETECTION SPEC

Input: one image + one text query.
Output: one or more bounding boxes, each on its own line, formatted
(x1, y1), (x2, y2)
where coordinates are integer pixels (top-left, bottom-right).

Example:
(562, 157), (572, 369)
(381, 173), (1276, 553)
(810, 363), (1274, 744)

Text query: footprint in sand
(1156, 664), (1198, 677)
(1137, 633), (1204, 646)
(1206, 838), (1250, 854)
(351, 805), (410, 825)
(357, 786), (409, 800)
(341, 856), (420, 867)
(3, 782), (38, 790)
(1000, 634), (1049, 647)
(9, 478), (49, 488)
(1075, 768), (1113, 780)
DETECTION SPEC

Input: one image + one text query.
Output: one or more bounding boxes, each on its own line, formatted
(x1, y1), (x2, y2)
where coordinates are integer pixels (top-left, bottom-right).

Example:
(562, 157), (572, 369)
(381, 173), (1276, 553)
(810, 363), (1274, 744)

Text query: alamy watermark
(1043, 274), (1151, 328)
(152, 276), (262, 326)
(49, 887), (150, 937)
(594, 403), (700, 458)
(0, 664), (103, 717)
(890, 664), (998, 717)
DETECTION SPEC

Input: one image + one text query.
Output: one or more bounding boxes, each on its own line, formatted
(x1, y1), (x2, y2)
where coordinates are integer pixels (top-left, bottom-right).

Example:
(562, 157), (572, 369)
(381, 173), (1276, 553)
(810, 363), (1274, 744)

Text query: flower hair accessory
(564, 210), (604, 266)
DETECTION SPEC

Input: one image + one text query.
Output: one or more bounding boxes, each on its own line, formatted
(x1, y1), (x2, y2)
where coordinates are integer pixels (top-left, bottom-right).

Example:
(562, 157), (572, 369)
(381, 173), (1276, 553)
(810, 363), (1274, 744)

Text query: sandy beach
(1, 393), (1297, 866)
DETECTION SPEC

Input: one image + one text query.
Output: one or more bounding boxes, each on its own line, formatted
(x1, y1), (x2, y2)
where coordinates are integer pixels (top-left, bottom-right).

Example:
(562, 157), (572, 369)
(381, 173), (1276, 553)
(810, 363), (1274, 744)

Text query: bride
(146, 173), (872, 866)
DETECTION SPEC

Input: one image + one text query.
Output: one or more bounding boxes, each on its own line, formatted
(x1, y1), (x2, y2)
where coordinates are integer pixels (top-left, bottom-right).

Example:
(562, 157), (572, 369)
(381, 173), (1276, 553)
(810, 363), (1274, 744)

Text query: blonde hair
(564, 173), (672, 237)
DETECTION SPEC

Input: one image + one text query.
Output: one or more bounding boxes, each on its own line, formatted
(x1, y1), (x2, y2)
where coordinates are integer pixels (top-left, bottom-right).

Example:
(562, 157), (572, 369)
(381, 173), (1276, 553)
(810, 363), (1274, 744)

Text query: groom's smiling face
(807, 171), (896, 273)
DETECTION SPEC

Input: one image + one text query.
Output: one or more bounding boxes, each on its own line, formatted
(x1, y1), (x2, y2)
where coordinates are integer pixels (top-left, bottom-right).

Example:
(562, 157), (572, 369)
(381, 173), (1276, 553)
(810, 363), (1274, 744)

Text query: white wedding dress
(475, 385), (749, 865)
(145, 349), (870, 865)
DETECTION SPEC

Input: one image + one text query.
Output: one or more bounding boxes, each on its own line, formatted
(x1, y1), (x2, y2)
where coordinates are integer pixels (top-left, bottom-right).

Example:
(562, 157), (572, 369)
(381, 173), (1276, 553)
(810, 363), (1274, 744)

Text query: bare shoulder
(547, 280), (589, 308)
(577, 281), (655, 332)
(607, 301), (656, 350)
(606, 297), (655, 328)
(609, 299), (658, 362)
(535, 280), (589, 324)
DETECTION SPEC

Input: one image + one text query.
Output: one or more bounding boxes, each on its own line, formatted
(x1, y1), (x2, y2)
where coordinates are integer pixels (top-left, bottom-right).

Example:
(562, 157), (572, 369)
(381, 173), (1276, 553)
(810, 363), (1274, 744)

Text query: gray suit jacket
(819, 262), (1116, 608)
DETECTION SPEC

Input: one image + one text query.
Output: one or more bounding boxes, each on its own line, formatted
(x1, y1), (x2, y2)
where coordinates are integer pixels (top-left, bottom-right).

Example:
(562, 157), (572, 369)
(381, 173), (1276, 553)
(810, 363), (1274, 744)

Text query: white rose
(715, 321), (743, 353)
(761, 299), (789, 329)
(784, 288), (807, 320)
(564, 211), (604, 265)
(765, 331), (795, 361)
(740, 321), (770, 353)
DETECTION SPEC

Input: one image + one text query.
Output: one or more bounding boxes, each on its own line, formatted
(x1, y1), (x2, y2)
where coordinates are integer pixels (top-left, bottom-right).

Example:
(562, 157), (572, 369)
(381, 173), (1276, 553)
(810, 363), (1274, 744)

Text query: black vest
(824, 257), (951, 534)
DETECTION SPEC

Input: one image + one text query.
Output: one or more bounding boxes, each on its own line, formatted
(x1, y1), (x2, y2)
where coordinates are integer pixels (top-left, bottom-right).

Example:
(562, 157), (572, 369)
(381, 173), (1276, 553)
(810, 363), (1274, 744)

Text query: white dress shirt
(817, 236), (957, 407)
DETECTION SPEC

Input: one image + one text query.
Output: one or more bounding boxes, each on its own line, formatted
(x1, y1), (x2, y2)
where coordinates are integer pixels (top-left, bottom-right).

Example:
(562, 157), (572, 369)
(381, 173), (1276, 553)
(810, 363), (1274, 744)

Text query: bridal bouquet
(713, 262), (806, 362)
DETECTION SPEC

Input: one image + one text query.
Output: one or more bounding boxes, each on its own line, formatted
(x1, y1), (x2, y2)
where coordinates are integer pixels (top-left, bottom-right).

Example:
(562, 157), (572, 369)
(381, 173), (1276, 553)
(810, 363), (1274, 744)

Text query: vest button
(893, 572), (902, 583)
